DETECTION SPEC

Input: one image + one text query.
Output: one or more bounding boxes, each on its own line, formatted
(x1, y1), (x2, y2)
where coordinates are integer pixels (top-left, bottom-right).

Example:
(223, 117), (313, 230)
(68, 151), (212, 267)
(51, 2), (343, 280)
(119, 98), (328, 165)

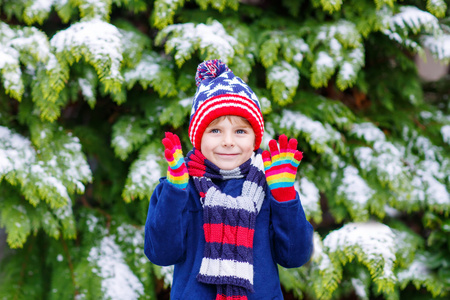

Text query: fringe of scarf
(186, 148), (266, 300)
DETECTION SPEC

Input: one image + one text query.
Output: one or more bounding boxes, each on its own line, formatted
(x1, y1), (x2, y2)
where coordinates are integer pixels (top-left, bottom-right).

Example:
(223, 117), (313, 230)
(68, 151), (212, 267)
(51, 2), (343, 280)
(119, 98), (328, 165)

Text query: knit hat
(188, 59), (264, 150)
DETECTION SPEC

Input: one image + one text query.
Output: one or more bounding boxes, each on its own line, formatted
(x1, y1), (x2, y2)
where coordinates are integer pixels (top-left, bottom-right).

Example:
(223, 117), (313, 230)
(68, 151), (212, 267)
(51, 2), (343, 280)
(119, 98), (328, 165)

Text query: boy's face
(201, 116), (255, 170)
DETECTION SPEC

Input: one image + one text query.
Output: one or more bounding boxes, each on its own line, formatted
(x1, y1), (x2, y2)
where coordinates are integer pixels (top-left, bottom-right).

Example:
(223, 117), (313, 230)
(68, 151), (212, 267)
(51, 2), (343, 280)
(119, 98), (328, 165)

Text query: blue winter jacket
(144, 177), (314, 300)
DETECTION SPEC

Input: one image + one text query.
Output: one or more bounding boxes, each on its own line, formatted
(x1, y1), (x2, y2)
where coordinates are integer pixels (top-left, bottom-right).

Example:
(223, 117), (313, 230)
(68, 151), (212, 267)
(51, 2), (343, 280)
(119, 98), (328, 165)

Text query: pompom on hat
(189, 59), (265, 150)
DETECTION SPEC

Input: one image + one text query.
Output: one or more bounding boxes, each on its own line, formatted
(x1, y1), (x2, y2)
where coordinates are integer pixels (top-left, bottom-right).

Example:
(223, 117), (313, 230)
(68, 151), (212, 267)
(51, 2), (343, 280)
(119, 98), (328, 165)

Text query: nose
(222, 132), (235, 147)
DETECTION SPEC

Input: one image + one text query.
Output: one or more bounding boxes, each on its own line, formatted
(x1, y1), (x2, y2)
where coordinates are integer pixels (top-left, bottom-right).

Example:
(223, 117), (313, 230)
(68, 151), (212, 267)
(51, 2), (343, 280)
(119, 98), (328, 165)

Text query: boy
(144, 60), (313, 299)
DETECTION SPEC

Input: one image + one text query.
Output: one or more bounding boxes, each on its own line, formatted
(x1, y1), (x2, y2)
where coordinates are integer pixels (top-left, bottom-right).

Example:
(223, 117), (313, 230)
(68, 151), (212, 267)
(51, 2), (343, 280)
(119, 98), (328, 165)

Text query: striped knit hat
(188, 59), (265, 150)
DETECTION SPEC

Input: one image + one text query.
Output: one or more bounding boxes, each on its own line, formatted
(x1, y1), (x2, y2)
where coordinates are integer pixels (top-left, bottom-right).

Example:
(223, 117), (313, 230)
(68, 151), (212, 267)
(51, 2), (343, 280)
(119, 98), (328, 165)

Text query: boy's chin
(216, 162), (240, 170)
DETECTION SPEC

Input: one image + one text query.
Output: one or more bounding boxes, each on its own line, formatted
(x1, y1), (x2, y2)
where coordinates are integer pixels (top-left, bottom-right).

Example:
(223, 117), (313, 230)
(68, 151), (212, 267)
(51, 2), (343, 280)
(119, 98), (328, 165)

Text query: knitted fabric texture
(162, 132), (189, 189)
(189, 59), (264, 151)
(262, 135), (303, 202)
(185, 148), (266, 300)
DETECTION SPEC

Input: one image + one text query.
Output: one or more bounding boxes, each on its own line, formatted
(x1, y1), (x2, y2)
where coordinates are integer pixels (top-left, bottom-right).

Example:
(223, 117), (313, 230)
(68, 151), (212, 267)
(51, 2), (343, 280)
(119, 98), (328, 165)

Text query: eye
(236, 129), (246, 134)
(210, 128), (220, 133)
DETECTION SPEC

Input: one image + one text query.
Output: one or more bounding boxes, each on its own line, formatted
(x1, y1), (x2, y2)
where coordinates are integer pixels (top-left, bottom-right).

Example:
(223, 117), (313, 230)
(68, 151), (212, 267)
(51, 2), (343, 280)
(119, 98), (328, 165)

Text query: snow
(179, 97), (193, 108)
(339, 62), (354, 80)
(415, 136), (437, 161)
(29, 0), (53, 12)
(25, 0), (54, 22)
(291, 38), (309, 65)
(86, 214), (100, 233)
(162, 21), (238, 64)
(354, 141), (408, 191)
(374, 142), (404, 175)
(324, 222), (397, 282)
(441, 125), (450, 145)
(112, 136), (131, 151)
(128, 153), (161, 192)
(88, 236), (144, 300)
(419, 111), (433, 120)
(161, 265), (175, 286)
(0, 45), (19, 69)
(280, 110), (341, 147)
(0, 42), (23, 96)
(54, 197), (74, 220)
(423, 34), (450, 61)
(197, 21), (237, 62)
(123, 53), (161, 85)
(339, 47), (364, 81)
(1, 126), (91, 210)
(351, 277), (367, 299)
(116, 224), (144, 248)
(10, 27), (51, 62)
(397, 254), (430, 283)
(350, 122), (386, 143)
(0, 126), (35, 174)
(32, 164), (70, 201)
(420, 170), (450, 206)
(311, 232), (333, 272)
(78, 78), (95, 99)
(268, 61), (299, 89)
(409, 175), (427, 203)
(316, 51), (335, 69)
(389, 6), (440, 35)
(164, 23), (195, 62)
(337, 165), (374, 207)
(50, 19), (123, 80)
(295, 177), (321, 218)
(59, 136), (92, 192)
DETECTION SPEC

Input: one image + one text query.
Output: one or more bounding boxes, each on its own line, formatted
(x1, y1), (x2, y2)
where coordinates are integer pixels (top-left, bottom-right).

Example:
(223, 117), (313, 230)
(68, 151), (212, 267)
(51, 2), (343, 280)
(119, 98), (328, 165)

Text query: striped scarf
(186, 148), (266, 300)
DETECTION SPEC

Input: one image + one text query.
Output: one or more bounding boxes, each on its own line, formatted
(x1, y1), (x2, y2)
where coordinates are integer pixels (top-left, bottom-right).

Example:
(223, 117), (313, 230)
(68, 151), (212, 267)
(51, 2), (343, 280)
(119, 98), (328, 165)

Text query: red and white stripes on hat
(188, 59), (264, 150)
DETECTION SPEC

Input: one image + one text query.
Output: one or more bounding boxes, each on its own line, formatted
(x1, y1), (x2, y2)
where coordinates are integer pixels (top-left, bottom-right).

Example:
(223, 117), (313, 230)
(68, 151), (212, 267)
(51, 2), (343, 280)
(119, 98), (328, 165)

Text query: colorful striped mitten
(262, 134), (303, 202)
(162, 132), (189, 190)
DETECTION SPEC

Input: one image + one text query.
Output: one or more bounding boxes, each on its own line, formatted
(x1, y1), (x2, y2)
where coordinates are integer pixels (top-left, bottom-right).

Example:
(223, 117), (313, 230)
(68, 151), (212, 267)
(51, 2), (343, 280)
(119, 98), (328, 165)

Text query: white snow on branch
(158, 20), (238, 65)
(161, 265), (175, 286)
(350, 122), (386, 143)
(123, 144), (163, 202)
(0, 126), (35, 175)
(59, 136), (93, 193)
(196, 21), (237, 61)
(267, 60), (299, 89)
(0, 126), (91, 209)
(423, 34), (450, 62)
(129, 153), (161, 190)
(417, 167), (450, 207)
(441, 124), (450, 145)
(29, 0), (54, 12)
(311, 232), (332, 271)
(0, 44), (19, 69)
(324, 221), (397, 282)
(316, 51), (336, 70)
(290, 38), (309, 65)
(388, 6), (441, 35)
(338, 46), (364, 81)
(337, 165), (374, 207)
(295, 177), (321, 220)
(88, 236), (144, 300)
(267, 60), (299, 103)
(50, 19), (123, 81)
(9, 27), (52, 62)
(280, 110), (341, 147)
(123, 53), (161, 85)
(397, 253), (431, 283)
(354, 141), (409, 191)
(31, 163), (70, 201)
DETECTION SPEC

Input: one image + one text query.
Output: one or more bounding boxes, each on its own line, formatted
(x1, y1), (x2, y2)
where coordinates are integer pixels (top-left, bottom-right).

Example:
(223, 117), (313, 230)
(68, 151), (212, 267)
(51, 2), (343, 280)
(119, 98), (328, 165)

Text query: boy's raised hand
(162, 132), (189, 190)
(262, 134), (303, 202)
